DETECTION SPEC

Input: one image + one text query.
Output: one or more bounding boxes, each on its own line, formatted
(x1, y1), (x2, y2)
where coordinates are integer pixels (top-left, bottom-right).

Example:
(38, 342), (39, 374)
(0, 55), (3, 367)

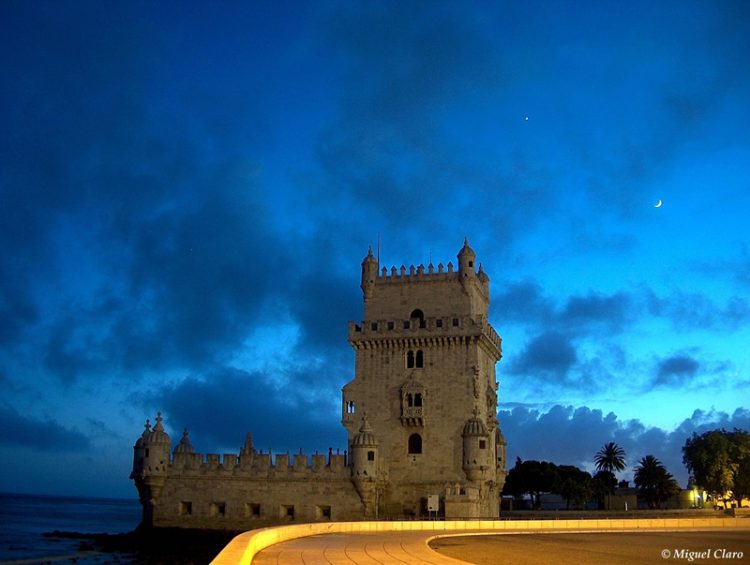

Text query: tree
(594, 442), (626, 475)
(634, 455), (680, 509)
(502, 458), (558, 509)
(554, 465), (593, 509)
(682, 429), (750, 505)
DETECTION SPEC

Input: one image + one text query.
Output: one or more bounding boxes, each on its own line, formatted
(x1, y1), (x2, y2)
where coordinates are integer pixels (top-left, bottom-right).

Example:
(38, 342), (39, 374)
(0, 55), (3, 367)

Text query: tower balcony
(400, 406), (424, 427)
(348, 315), (501, 357)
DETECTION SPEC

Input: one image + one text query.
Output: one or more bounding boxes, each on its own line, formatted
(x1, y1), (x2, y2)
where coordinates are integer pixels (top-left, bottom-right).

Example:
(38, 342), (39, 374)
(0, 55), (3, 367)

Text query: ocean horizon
(0, 492), (141, 563)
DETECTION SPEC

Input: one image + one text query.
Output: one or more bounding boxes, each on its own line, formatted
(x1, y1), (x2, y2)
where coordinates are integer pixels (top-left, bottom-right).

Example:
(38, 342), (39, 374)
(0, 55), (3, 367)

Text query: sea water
(0, 492), (140, 563)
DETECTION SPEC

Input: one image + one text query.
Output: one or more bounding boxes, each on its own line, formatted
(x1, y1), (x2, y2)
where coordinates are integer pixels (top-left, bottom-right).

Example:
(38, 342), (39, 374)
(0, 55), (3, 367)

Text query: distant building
(131, 240), (507, 528)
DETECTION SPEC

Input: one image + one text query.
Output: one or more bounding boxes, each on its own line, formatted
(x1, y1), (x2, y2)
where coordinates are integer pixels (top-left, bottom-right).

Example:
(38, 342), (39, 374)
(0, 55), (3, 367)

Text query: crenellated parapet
(360, 239), (490, 312)
(168, 445), (351, 480)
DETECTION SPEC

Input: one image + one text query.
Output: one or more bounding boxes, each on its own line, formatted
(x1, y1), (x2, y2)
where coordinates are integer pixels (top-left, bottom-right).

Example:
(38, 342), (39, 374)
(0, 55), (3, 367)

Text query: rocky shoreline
(44, 528), (239, 564)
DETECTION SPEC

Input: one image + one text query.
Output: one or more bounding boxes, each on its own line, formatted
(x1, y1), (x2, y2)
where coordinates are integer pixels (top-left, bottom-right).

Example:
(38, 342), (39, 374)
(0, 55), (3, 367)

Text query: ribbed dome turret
(173, 428), (194, 454)
(352, 416), (377, 447)
(462, 415), (488, 437)
(143, 412), (170, 445)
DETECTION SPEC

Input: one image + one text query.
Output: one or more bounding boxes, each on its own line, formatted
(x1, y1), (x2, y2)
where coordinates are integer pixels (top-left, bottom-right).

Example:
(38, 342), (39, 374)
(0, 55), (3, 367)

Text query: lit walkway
(211, 517), (748, 564)
(251, 530), (472, 565)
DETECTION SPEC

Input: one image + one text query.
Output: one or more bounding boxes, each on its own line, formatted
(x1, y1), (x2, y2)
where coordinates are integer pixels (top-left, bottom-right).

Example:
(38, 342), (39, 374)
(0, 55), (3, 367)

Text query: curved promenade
(211, 518), (748, 564)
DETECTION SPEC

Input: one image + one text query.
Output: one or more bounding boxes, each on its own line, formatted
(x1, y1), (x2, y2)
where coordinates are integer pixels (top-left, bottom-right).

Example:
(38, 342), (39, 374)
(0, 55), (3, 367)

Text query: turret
(350, 416), (379, 517)
(172, 428), (195, 467)
(360, 246), (378, 302)
(130, 412), (171, 527)
(462, 410), (490, 482)
(457, 237), (477, 279)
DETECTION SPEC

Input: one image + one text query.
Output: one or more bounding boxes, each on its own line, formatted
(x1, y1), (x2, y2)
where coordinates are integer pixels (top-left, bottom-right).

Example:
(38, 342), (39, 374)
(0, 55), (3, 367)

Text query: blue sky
(1, 1), (748, 498)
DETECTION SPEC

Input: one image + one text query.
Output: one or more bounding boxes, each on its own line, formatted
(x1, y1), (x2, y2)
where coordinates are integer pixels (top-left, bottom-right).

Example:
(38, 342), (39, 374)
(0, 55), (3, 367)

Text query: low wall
(211, 517), (747, 565)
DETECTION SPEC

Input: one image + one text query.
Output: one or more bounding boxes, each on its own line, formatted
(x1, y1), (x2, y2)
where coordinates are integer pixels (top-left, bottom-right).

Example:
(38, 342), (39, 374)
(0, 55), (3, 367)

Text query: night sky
(2, 1), (749, 498)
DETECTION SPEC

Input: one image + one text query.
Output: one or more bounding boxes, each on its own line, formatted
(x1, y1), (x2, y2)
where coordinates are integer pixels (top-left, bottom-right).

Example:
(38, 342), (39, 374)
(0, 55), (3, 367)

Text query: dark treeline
(503, 428), (750, 510)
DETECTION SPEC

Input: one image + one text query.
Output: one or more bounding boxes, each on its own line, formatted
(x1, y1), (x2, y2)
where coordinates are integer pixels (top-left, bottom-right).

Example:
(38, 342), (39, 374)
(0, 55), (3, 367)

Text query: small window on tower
(346, 400), (356, 414)
(408, 433), (422, 454)
(388, 321), (394, 330)
(479, 439), (487, 449)
(316, 505), (332, 520)
(416, 350), (424, 368)
(414, 393), (422, 407)
(406, 350), (415, 368)
(367, 450), (375, 461)
(436, 319), (443, 328)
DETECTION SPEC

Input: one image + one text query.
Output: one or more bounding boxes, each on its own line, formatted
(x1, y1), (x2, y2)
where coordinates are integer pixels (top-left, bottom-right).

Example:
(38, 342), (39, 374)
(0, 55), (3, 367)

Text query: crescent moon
(655, 199), (663, 208)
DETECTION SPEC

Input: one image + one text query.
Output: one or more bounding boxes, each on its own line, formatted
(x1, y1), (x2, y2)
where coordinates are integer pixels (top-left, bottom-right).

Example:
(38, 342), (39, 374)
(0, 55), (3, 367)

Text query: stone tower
(342, 239), (506, 518)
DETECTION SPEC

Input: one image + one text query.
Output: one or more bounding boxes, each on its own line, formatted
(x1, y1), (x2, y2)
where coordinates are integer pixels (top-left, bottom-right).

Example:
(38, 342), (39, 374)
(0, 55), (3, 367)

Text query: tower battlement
(135, 425), (351, 480)
(169, 450), (349, 477)
(374, 261), (488, 282)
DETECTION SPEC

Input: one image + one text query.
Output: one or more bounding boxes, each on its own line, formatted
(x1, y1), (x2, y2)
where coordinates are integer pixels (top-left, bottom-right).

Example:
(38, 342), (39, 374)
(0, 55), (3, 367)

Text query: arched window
(413, 393), (422, 407)
(407, 350), (415, 368)
(408, 433), (422, 454)
(410, 309), (426, 328)
(415, 350), (424, 368)
(346, 400), (356, 414)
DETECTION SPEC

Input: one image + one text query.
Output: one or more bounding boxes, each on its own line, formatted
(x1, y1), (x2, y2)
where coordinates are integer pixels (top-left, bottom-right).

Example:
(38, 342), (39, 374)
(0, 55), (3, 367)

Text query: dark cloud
(0, 3), (309, 385)
(491, 281), (555, 324)
(500, 404), (750, 486)
(645, 289), (750, 331)
(492, 282), (637, 334)
(496, 281), (746, 395)
(655, 354), (700, 386)
(496, 282), (748, 337)
(560, 291), (632, 330)
(0, 405), (90, 451)
(511, 331), (578, 378)
(149, 367), (346, 455)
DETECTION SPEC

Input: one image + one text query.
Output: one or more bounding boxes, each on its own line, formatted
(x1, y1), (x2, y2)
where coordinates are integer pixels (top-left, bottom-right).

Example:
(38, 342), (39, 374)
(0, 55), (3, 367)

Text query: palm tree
(634, 455), (681, 509)
(594, 442), (626, 474)
(594, 442), (626, 510)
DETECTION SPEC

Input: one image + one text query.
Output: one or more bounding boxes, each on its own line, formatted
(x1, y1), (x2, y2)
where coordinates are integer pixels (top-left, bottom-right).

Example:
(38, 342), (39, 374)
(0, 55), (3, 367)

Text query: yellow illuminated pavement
(251, 530), (472, 565)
